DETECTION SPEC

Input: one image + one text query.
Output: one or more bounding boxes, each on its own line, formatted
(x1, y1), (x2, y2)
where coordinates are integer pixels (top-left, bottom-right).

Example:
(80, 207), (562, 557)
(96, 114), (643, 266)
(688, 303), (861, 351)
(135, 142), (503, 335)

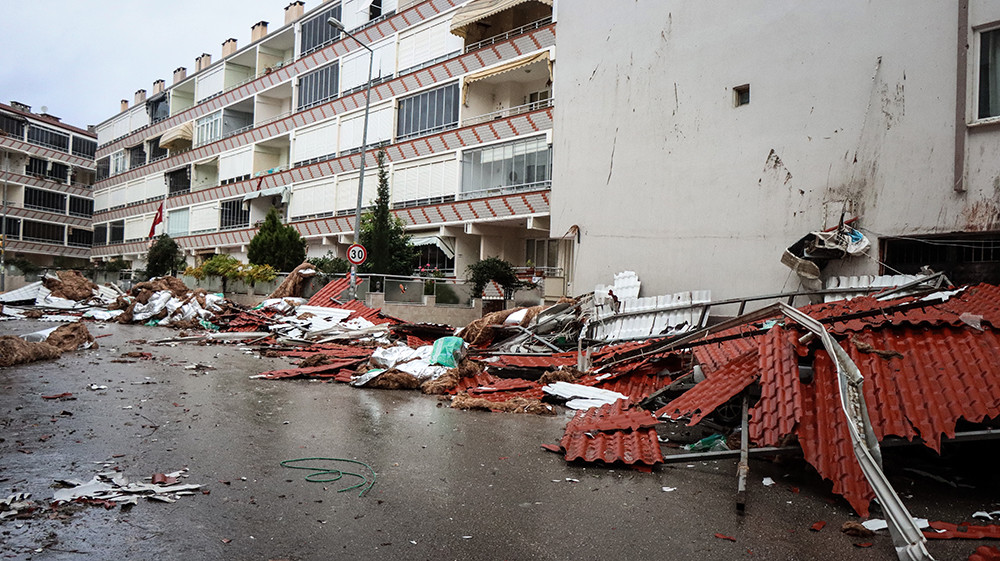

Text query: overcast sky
(0, 0), (287, 129)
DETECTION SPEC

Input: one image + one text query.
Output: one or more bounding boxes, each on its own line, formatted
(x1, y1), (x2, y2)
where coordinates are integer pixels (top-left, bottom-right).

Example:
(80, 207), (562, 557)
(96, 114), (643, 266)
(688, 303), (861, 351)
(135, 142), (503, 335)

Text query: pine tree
(247, 207), (307, 272)
(358, 150), (416, 275)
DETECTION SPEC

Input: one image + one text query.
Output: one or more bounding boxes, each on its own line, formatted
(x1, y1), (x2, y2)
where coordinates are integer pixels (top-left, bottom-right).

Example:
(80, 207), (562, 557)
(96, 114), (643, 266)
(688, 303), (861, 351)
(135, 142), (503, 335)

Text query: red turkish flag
(148, 201), (164, 238)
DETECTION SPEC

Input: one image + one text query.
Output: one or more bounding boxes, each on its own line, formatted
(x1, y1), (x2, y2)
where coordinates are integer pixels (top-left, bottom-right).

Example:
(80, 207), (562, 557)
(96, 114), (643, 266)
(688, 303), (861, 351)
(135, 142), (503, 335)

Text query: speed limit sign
(347, 243), (367, 265)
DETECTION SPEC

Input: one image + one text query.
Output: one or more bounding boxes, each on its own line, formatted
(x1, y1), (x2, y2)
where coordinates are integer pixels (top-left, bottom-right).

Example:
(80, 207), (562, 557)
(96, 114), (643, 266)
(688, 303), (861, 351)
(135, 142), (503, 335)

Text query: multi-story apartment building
(552, 0), (1000, 301)
(91, 0), (568, 293)
(0, 102), (96, 269)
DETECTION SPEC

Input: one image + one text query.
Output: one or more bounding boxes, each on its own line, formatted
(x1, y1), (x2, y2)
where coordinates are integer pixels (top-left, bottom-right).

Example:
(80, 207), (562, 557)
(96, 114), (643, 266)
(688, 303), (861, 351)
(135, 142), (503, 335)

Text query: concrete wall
(551, 1), (1000, 301)
(367, 292), (482, 326)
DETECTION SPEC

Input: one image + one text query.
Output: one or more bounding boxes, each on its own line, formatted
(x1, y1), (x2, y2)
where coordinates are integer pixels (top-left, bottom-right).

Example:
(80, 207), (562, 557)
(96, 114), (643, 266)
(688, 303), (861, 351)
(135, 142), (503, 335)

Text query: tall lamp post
(328, 16), (373, 301)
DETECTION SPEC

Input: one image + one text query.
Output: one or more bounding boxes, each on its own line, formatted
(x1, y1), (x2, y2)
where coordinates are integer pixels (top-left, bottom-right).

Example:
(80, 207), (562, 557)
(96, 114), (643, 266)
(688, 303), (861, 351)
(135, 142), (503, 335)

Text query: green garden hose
(280, 457), (377, 497)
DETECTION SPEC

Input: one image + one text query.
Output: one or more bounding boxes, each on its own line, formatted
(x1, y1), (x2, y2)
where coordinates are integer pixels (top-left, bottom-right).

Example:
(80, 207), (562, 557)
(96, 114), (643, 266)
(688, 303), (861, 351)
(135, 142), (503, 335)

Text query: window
(69, 196), (94, 217)
(167, 208), (190, 237)
(93, 223), (107, 245)
(369, 0), (382, 19)
(67, 228), (93, 247)
(128, 144), (146, 169)
(22, 220), (64, 244)
(300, 4), (342, 56)
(196, 112), (223, 146)
(26, 157), (69, 182)
(71, 136), (97, 159)
(148, 137), (169, 162)
(109, 220), (125, 243)
(167, 167), (192, 195)
(147, 95), (170, 124)
(734, 84), (750, 107)
(882, 234), (1000, 285)
(396, 83), (460, 140)
(219, 199), (250, 230)
(96, 157), (110, 181)
(525, 238), (560, 270)
(526, 89), (550, 109)
(3, 217), (21, 240)
(0, 113), (24, 137)
(298, 64), (340, 110)
(24, 187), (67, 213)
(981, 29), (1000, 118)
(27, 125), (69, 152)
(110, 151), (127, 176)
(461, 135), (552, 195)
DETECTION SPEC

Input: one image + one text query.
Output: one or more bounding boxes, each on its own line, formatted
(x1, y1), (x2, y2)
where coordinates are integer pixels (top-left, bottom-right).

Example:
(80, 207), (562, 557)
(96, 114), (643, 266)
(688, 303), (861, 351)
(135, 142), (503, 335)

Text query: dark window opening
(980, 29), (1000, 119)
(69, 196), (93, 217)
(0, 113), (25, 137)
(27, 125), (69, 152)
(149, 137), (169, 162)
(300, 4), (342, 56)
(93, 223), (107, 245)
(167, 167), (191, 195)
(298, 63), (340, 110)
(96, 157), (110, 181)
(3, 217), (21, 240)
(22, 220), (64, 244)
(71, 136), (97, 159)
(24, 187), (67, 214)
(109, 220), (125, 244)
(26, 157), (68, 182)
(882, 234), (1000, 285)
(734, 84), (750, 107)
(417, 244), (453, 272)
(128, 144), (146, 169)
(397, 83), (460, 140)
(219, 199), (250, 230)
(369, 0), (382, 20)
(147, 95), (170, 124)
(68, 228), (93, 247)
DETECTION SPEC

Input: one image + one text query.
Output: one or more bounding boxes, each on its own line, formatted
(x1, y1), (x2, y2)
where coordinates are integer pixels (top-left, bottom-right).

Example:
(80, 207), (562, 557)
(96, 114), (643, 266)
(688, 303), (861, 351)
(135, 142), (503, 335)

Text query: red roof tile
(924, 521), (1000, 540)
(306, 276), (355, 307)
(450, 372), (500, 394)
(656, 349), (759, 423)
(337, 300), (402, 325)
(559, 400), (663, 466)
(483, 353), (577, 369)
(467, 378), (538, 395)
(596, 369), (675, 403)
(256, 358), (367, 379)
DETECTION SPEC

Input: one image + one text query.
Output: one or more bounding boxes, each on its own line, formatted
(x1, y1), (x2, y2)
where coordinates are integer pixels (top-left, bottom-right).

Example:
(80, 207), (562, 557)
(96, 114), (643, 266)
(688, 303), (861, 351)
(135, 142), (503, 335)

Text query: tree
(247, 207), (307, 272)
(308, 251), (351, 275)
(145, 234), (186, 278)
(466, 257), (526, 298)
(358, 150), (416, 275)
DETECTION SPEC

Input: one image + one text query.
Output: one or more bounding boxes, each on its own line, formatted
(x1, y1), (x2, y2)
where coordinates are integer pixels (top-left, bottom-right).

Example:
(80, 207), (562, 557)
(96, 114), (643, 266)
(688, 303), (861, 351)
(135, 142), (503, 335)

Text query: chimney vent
(196, 53), (212, 71)
(222, 38), (237, 57)
(134, 89), (147, 105)
(173, 67), (187, 84)
(10, 101), (31, 113)
(152, 79), (165, 94)
(121, 99), (129, 112)
(284, 1), (305, 25)
(251, 21), (269, 42)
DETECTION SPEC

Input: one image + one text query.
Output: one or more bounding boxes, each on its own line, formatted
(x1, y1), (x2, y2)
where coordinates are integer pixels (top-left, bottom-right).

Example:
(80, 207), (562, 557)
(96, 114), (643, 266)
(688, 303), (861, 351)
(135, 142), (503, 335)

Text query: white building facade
(0, 102), (97, 268)
(91, 0), (569, 294)
(552, 1), (1000, 301)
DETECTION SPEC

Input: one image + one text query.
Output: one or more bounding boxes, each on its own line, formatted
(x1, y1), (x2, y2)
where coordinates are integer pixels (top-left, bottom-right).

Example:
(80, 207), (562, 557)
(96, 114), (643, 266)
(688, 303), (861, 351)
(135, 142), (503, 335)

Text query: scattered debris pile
(0, 323), (98, 367)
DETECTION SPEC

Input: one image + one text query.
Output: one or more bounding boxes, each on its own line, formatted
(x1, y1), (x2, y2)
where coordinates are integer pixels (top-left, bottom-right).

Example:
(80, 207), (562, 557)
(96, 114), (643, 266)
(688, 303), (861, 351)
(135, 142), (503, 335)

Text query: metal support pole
(1, 151), (8, 292)
(330, 18), (374, 301)
(736, 394), (749, 513)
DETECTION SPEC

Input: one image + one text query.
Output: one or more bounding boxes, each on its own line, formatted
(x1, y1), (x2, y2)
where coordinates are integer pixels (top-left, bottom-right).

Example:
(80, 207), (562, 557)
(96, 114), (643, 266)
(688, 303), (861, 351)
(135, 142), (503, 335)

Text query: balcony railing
(464, 16), (552, 54)
(396, 121), (459, 143)
(397, 51), (461, 78)
(457, 180), (551, 201)
(23, 203), (66, 214)
(461, 98), (553, 127)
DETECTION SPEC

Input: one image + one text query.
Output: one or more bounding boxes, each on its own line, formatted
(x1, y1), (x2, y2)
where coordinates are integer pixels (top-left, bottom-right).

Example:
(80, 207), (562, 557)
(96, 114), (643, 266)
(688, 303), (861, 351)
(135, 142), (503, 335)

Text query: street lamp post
(328, 16), (374, 301)
(1, 151), (8, 292)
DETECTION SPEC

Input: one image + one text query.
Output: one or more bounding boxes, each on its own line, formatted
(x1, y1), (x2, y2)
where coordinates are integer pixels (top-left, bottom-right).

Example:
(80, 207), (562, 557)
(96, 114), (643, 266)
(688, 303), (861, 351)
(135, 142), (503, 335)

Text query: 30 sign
(347, 244), (367, 266)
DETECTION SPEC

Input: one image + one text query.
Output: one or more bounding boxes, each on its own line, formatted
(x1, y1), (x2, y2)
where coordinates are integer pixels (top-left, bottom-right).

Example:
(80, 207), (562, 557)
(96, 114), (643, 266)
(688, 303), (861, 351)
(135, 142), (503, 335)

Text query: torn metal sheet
(542, 381), (627, 410)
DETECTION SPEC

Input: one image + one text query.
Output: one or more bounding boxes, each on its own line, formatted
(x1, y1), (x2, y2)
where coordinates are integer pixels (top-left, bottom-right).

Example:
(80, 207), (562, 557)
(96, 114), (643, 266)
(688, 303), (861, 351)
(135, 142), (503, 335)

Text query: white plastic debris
(542, 382), (627, 410)
(661, 486), (676, 492)
(861, 518), (930, 532)
(762, 477), (775, 487)
(20, 326), (60, 342)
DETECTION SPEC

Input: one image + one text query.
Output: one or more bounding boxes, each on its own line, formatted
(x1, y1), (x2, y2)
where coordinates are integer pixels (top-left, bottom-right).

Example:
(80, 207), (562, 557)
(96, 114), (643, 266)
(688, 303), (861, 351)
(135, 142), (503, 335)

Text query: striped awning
(450, 0), (552, 38)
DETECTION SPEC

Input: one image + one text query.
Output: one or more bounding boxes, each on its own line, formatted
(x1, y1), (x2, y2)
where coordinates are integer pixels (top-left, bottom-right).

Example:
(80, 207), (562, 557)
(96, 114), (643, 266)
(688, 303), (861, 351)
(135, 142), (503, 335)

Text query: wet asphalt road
(0, 320), (997, 560)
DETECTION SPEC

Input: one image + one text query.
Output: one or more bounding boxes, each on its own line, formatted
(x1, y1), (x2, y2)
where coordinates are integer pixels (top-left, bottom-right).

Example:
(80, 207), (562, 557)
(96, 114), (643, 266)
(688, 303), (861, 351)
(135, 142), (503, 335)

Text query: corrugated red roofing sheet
(306, 276), (354, 307)
(256, 358), (367, 379)
(483, 353), (577, 369)
(467, 378), (537, 395)
(595, 369), (675, 403)
(656, 349), (758, 423)
(336, 300), (401, 325)
(450, 372), (500, 394)
(559, 399), (663, 466)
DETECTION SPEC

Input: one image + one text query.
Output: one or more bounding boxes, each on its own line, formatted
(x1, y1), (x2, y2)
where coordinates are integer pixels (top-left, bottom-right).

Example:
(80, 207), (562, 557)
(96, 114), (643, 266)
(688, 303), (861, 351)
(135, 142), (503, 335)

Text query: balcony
(462, 98), (552, 127)
(465, 16), (552, 54)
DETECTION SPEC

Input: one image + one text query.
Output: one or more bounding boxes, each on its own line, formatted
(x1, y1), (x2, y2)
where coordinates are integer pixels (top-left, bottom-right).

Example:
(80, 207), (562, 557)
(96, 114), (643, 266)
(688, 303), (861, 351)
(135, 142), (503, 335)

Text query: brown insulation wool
(45, 323), (97, 352)
(450, 395), (555, 415)
(459, 309), (521, 347)
(43, 270), (98, 301)
(0, 336), (62, 367)
(369, 370), (421, 390)
(269, 262), (317, 299)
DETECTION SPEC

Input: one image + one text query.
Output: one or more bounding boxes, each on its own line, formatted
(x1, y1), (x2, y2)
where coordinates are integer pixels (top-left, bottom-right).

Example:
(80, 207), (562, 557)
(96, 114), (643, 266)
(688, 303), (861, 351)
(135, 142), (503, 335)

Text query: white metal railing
(396, 121), (459, 143)
(464, 16), (552, 54)
(397, 51), (461, 78)
(23, 203), (65, 214)
(457, 180), (551, 201)
(462, 98), (553, 127)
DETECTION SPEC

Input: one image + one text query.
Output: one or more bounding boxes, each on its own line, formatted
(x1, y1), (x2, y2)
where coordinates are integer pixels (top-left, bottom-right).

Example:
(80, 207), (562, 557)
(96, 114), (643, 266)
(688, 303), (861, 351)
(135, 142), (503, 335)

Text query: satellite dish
(40, 106), (48, 113)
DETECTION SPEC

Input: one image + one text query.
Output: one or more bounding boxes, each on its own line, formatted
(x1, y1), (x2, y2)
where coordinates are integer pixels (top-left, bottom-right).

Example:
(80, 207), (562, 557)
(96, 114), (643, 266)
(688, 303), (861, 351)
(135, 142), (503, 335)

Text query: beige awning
(158, 121), (193, 150)
(243, 185), (290, 204)
(450, 0), (552, 38)
(462, 51), (550, 104)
